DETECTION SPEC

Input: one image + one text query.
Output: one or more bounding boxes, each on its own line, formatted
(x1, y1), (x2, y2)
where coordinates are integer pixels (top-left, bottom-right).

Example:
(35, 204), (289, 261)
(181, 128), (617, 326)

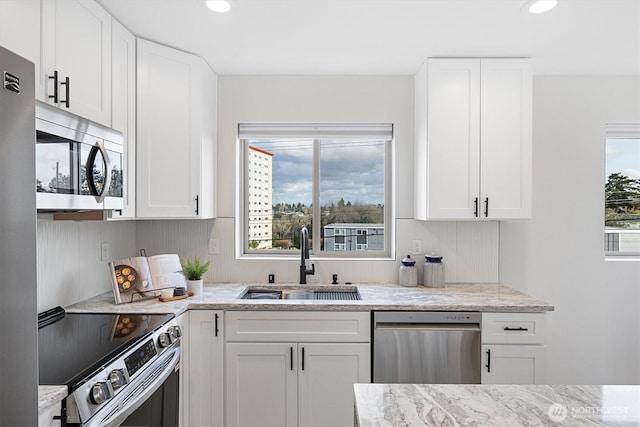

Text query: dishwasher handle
(374, 322), (480, 332)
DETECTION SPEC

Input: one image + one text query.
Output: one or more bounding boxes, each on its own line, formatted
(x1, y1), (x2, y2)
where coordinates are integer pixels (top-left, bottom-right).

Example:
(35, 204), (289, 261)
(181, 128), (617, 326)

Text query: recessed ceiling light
(206, 0), (232, 13)
(525, 0), (558, 14)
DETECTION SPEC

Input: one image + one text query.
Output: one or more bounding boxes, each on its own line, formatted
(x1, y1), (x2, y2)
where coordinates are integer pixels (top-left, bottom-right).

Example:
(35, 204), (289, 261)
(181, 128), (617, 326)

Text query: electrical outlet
(101, 242), (110, 261)
(412, 239), (422, 254)
(208, 238), (219, 255)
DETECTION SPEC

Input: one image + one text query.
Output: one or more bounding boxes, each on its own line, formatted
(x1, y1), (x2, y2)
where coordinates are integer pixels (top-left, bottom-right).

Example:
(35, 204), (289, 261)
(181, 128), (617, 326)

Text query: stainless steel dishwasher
(373, 311), (481, 384)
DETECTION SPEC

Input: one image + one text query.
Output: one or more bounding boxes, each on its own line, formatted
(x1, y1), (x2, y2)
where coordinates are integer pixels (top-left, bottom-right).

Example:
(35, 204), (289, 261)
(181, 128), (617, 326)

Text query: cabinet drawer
(482, 312), (546, 344)
(225, 311), (370, 342)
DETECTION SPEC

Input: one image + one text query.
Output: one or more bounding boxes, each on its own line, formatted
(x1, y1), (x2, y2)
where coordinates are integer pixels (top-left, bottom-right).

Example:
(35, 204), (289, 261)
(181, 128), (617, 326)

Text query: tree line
(605, 172), (640, 228)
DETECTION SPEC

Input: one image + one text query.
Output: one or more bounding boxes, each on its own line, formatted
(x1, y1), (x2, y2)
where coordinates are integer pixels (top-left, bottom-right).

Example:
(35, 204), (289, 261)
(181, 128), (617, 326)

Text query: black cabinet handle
(290, 347), (294, 371)
(474, 197), (479, 217)
(60, 76), (70, 108)
(301, 347), (305, 371)
(48, 70), (59, 103)
(214, 313), (219, 337)
(504, 327), (528, 331)
(195, 195), (199, 215)
(484, 197), (489, 217)
(485, 348), (491, 372)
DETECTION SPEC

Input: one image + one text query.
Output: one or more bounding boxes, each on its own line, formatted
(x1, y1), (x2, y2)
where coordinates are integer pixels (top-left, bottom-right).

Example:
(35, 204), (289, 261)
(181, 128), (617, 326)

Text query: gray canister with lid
(399, 255), (418, 287)
(424, 254), (445, 288)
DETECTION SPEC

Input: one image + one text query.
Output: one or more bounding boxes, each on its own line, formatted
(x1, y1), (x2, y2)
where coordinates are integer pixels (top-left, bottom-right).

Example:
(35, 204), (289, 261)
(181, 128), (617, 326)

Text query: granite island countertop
(64, 282), (554, 314)
(353, 384), (640, 426)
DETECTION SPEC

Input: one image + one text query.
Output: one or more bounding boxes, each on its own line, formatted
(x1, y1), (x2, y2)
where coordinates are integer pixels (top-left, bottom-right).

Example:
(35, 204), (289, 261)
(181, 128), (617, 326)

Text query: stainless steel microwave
(35, 101), (124, 211)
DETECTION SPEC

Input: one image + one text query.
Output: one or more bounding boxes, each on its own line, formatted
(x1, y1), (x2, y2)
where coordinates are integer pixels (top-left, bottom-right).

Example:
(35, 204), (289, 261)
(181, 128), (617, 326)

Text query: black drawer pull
(504, 327), (529, 331)
(485, 348), (491, 372)
(214, 313), (219, 336)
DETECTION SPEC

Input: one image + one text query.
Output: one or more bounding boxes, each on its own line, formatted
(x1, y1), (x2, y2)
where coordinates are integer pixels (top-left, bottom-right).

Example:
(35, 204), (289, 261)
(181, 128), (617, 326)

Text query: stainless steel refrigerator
(0, 45), (37, 426)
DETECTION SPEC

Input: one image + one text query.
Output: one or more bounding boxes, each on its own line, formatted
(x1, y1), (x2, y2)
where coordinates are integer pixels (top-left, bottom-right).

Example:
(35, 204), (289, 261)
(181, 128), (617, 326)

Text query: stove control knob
(169, 325), (182, 340)
(109, 369), (127, 390)
(158, 332), (173, 348)
(89, 382), (111, 405)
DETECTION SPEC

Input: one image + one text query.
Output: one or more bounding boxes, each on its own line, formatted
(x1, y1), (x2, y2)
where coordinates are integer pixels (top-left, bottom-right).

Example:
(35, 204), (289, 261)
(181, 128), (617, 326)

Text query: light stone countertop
(44, 283), (552, 413)
(38, 385), (67, 415)
(65, 282), (554, 315)
(353, 384), (640, 426)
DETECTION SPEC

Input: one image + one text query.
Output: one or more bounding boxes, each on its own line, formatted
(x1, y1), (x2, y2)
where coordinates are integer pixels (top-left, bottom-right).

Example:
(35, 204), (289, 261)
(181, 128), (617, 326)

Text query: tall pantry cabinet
(414, 58), (532, 220)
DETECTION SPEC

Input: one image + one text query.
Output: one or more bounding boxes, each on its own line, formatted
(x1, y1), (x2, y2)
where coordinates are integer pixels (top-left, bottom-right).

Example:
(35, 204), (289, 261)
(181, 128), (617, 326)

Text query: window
(238, 123), (393, 258)
(605, 123), (640, 256)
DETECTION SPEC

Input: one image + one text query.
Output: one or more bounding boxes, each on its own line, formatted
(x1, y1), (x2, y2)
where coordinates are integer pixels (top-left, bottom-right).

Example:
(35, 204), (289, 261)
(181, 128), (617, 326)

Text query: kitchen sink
(240, 286), (361, 301)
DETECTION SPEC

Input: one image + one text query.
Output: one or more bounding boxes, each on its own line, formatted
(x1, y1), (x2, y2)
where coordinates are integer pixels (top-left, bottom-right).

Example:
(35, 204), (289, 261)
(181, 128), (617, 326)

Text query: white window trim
(605, 122), (640, 259)
(235, 122), (395, 260)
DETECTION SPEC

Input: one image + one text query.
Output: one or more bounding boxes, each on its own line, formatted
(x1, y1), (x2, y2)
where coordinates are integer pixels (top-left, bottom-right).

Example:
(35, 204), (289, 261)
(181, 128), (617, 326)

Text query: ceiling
(97, 0), (640, 76)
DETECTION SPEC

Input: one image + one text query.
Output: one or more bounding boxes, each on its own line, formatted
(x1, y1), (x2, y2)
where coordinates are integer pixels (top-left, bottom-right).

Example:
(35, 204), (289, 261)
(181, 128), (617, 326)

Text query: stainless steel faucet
(300, 226), (315, 284)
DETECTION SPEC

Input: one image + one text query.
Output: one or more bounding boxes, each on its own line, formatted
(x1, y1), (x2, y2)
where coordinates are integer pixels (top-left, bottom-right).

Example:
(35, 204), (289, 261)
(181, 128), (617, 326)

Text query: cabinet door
(422, 58), (481, 220)
(41, 0), (112, 125)
(0, 0), (44, 99)
(189, 310), (224, 427)
(480, 59), (532, 219)
(226, 342), (297, 427)
(175, 312), (189, 427)
(109, 18), (136, 219)
(481, 344), (547, 384)
(298, 343), (370, 427)
(136, 39), (216, 218)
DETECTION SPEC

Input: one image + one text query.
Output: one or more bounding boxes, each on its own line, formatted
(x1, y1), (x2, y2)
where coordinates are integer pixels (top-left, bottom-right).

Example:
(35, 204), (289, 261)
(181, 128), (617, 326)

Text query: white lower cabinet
(188, 310), (224, 427)
(481, 312), (548, 384)
(38, 401), (61, 427)
(175, 312), (189, 427)
(481, 344), (547, 384)
(225, 311), (371, 427)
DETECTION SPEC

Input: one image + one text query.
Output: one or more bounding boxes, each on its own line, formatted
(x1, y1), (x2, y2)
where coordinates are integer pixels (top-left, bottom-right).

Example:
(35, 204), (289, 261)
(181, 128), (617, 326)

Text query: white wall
(36, 219), (136, 312)
(137, 75), (499, 285)
(500, 76), (640, 384)
(35, 74), (640, 386)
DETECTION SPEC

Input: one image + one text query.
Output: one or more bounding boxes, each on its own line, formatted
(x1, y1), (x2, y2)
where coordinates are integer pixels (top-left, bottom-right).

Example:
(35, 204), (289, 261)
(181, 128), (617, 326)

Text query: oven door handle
(86, 140), (111, 203)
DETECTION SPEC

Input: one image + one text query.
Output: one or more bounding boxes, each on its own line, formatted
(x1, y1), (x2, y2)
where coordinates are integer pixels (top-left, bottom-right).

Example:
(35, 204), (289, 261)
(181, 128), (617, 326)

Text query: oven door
(83, 346), (180, 427)
(120, 362), (180, 427)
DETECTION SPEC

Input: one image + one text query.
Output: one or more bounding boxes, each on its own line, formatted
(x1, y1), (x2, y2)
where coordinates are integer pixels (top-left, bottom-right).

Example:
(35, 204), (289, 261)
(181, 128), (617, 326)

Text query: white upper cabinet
(0, 0), (44, 99)
(41, 0), (112, 125)
(109, 18), (136, 219)
(415, 58), (532, 220)
(136, 38), (217, 219)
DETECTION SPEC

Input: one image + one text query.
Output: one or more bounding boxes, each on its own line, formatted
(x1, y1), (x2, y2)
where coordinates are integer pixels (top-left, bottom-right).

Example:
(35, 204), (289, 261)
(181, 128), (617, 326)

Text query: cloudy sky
(249, 139), (385, 206)
(606, 138), (640, 180)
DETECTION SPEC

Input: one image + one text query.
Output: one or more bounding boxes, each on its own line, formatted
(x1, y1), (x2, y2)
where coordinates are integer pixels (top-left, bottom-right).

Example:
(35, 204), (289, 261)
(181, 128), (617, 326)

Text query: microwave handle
(86, 141), (112, 203)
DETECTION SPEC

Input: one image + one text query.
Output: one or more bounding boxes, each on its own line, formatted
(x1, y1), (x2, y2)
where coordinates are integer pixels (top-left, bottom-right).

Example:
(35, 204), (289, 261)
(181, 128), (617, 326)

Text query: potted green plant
(181, 257), (211, 296)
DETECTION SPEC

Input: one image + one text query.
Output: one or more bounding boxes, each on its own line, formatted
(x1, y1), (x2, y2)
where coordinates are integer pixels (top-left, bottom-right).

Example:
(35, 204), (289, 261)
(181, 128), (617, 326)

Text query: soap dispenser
(399, 255), (418, 287)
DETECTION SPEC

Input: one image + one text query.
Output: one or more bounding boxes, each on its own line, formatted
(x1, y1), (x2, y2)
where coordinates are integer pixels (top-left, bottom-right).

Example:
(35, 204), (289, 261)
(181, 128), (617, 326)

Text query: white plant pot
(186, 279), (203, 296)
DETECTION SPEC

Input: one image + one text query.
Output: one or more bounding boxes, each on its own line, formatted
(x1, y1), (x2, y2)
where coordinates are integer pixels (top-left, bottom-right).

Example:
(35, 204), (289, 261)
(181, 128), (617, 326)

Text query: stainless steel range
(38, 307), (181, 427)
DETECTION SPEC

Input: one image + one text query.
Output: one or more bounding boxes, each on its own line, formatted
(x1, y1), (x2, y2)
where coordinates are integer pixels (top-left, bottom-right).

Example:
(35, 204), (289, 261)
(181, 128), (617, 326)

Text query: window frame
(604, 123), (640, 259)
(235, 122), (394, 260)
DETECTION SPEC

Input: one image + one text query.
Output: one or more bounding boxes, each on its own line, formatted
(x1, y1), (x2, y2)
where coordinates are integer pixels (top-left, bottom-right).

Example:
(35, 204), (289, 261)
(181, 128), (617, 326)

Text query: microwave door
(104, 145), (124, 211)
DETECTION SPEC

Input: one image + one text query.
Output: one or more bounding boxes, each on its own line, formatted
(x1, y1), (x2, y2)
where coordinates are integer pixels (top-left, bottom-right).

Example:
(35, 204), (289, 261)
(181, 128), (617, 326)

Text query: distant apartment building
(247, 145), (273, 249)
(604, 227), (640, 252)
(323, 223), (384, 251)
